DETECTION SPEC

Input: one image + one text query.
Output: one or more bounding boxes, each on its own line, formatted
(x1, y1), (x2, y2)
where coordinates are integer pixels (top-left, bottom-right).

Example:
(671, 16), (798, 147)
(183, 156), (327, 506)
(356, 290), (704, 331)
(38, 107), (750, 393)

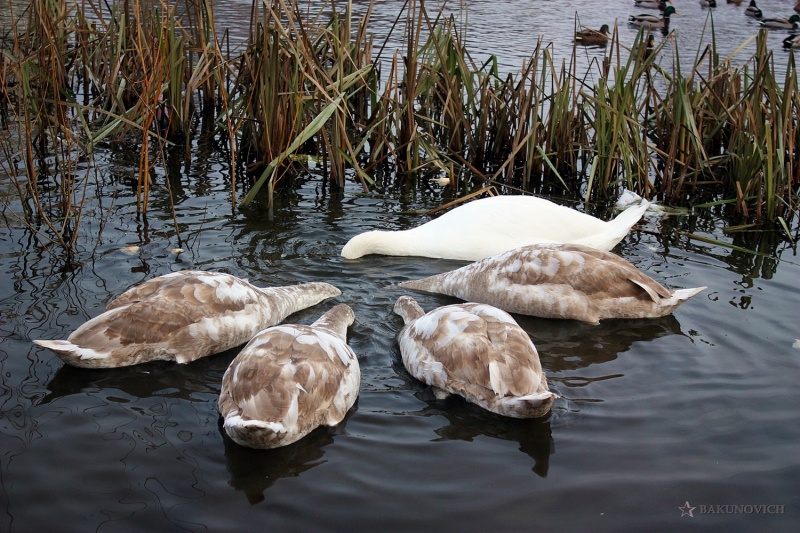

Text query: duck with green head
(640, 33), (657, 60)
(783, 34), (800, 48)
(759, 14), (800, 30)
(629, 5), (677, 28)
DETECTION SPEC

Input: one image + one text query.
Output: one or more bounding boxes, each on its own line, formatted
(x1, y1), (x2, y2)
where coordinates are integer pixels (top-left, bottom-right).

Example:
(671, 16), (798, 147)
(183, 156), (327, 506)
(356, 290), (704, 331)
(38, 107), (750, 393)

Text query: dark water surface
(2, 0), (800, 531)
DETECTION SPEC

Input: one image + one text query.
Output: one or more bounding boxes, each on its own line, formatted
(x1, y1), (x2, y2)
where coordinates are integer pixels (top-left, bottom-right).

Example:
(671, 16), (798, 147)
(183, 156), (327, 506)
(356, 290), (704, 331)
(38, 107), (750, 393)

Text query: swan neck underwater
(308, 302), (356, 338)
(393, 295), (426, 324)
(259, 282), (343, 322)
(341, 228), (427, 259)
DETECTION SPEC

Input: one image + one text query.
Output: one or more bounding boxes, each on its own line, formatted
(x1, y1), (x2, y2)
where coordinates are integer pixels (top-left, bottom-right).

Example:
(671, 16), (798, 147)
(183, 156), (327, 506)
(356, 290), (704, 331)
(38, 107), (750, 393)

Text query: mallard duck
(219, 304), (360, 449)
(394, 296), (556, 418)
(341, 195), (649, 261)
(638, 33), (657, 60)
(796, 1), (800, 15)
(575, 24), (611, 45)
(33, 271), (342, 368)
(629, 5), (677, 27)
(783, 34), (800, 48)
(759, 14), (800, 30)
(398, 243), (706, 324)
(633, 0), (669, 9)
(745, 1), (763, 18)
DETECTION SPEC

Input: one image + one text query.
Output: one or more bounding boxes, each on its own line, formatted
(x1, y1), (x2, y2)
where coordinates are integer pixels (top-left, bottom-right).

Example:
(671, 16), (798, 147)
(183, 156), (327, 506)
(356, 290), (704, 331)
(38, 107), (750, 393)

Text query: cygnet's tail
(661, 287), (707, 311)
(33, 339), (73, 355)
(32, 339), (108, 366)
(222, 414), (288, 449)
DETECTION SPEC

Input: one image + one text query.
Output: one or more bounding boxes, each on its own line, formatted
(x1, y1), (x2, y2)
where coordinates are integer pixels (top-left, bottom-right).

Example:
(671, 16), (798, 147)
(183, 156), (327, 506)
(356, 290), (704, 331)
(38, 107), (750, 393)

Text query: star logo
(679, 501), (696, 517)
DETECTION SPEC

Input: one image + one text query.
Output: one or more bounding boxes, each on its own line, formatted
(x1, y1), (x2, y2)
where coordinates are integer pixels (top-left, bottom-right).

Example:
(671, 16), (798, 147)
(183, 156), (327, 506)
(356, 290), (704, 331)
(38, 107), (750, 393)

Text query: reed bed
(1, 0), (798, 255)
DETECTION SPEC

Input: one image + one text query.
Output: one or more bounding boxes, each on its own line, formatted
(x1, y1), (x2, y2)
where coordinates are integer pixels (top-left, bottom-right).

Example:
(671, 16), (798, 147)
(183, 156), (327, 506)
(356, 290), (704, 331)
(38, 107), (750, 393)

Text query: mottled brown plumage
(219, 304), (360, 449)
(394, 296), (555, 418)
(399, 244), (705, 324)
(33, 271), (342, 368)
(574, 24), (610, 46)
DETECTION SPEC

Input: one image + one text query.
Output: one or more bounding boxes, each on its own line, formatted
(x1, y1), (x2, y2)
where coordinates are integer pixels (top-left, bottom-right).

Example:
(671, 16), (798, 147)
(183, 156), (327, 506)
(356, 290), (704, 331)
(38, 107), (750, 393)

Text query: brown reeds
(1, 0), (798, 257)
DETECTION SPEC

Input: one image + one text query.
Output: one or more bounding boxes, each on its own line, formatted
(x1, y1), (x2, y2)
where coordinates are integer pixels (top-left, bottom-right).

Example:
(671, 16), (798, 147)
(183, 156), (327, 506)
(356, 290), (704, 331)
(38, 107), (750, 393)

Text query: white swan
(33, 271), (342, 368)
(399, 243), (706, 324)
(394, 296), (556, 418)
(341, 195), (650, 261)
(219, 304), (360, 449)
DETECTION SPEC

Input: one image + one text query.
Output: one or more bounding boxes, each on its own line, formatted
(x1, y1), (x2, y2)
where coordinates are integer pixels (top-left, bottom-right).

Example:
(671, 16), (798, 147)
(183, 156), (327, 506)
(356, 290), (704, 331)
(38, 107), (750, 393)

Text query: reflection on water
(39, 349), (234, 406)
(421, 389), (554, 478)
(527, 315), (686, 374)
(390, 357), (554, 477)
(221, 410), (354, 504)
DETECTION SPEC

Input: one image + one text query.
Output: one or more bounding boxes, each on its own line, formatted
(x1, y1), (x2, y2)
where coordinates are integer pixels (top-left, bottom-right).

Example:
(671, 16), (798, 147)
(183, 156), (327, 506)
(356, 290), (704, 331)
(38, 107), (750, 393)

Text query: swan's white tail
(583, 199), (649, 251)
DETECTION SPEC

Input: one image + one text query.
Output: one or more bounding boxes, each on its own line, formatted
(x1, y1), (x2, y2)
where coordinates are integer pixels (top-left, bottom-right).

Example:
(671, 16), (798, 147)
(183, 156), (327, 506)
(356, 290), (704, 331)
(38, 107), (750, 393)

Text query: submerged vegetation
(1, 0), (798, 256)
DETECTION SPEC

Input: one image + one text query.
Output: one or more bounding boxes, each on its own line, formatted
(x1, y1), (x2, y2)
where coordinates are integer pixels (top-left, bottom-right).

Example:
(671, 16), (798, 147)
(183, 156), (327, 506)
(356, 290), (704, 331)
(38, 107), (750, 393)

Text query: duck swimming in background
(33, 271), (342, 368)
(745, 1), (762, 18)
(394, 296), (556, 418)
(633, 0), (668, 9)
(219, 304), (360, 449)
(398, 243), (706, 324)
(574, 24), (611, 46)
(783, 34), (800, 48)
(629, 5), (677, 28)
(759, 14), (800, 30)
(636, 33), (658, 61)
(341, 195), (649, 261)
